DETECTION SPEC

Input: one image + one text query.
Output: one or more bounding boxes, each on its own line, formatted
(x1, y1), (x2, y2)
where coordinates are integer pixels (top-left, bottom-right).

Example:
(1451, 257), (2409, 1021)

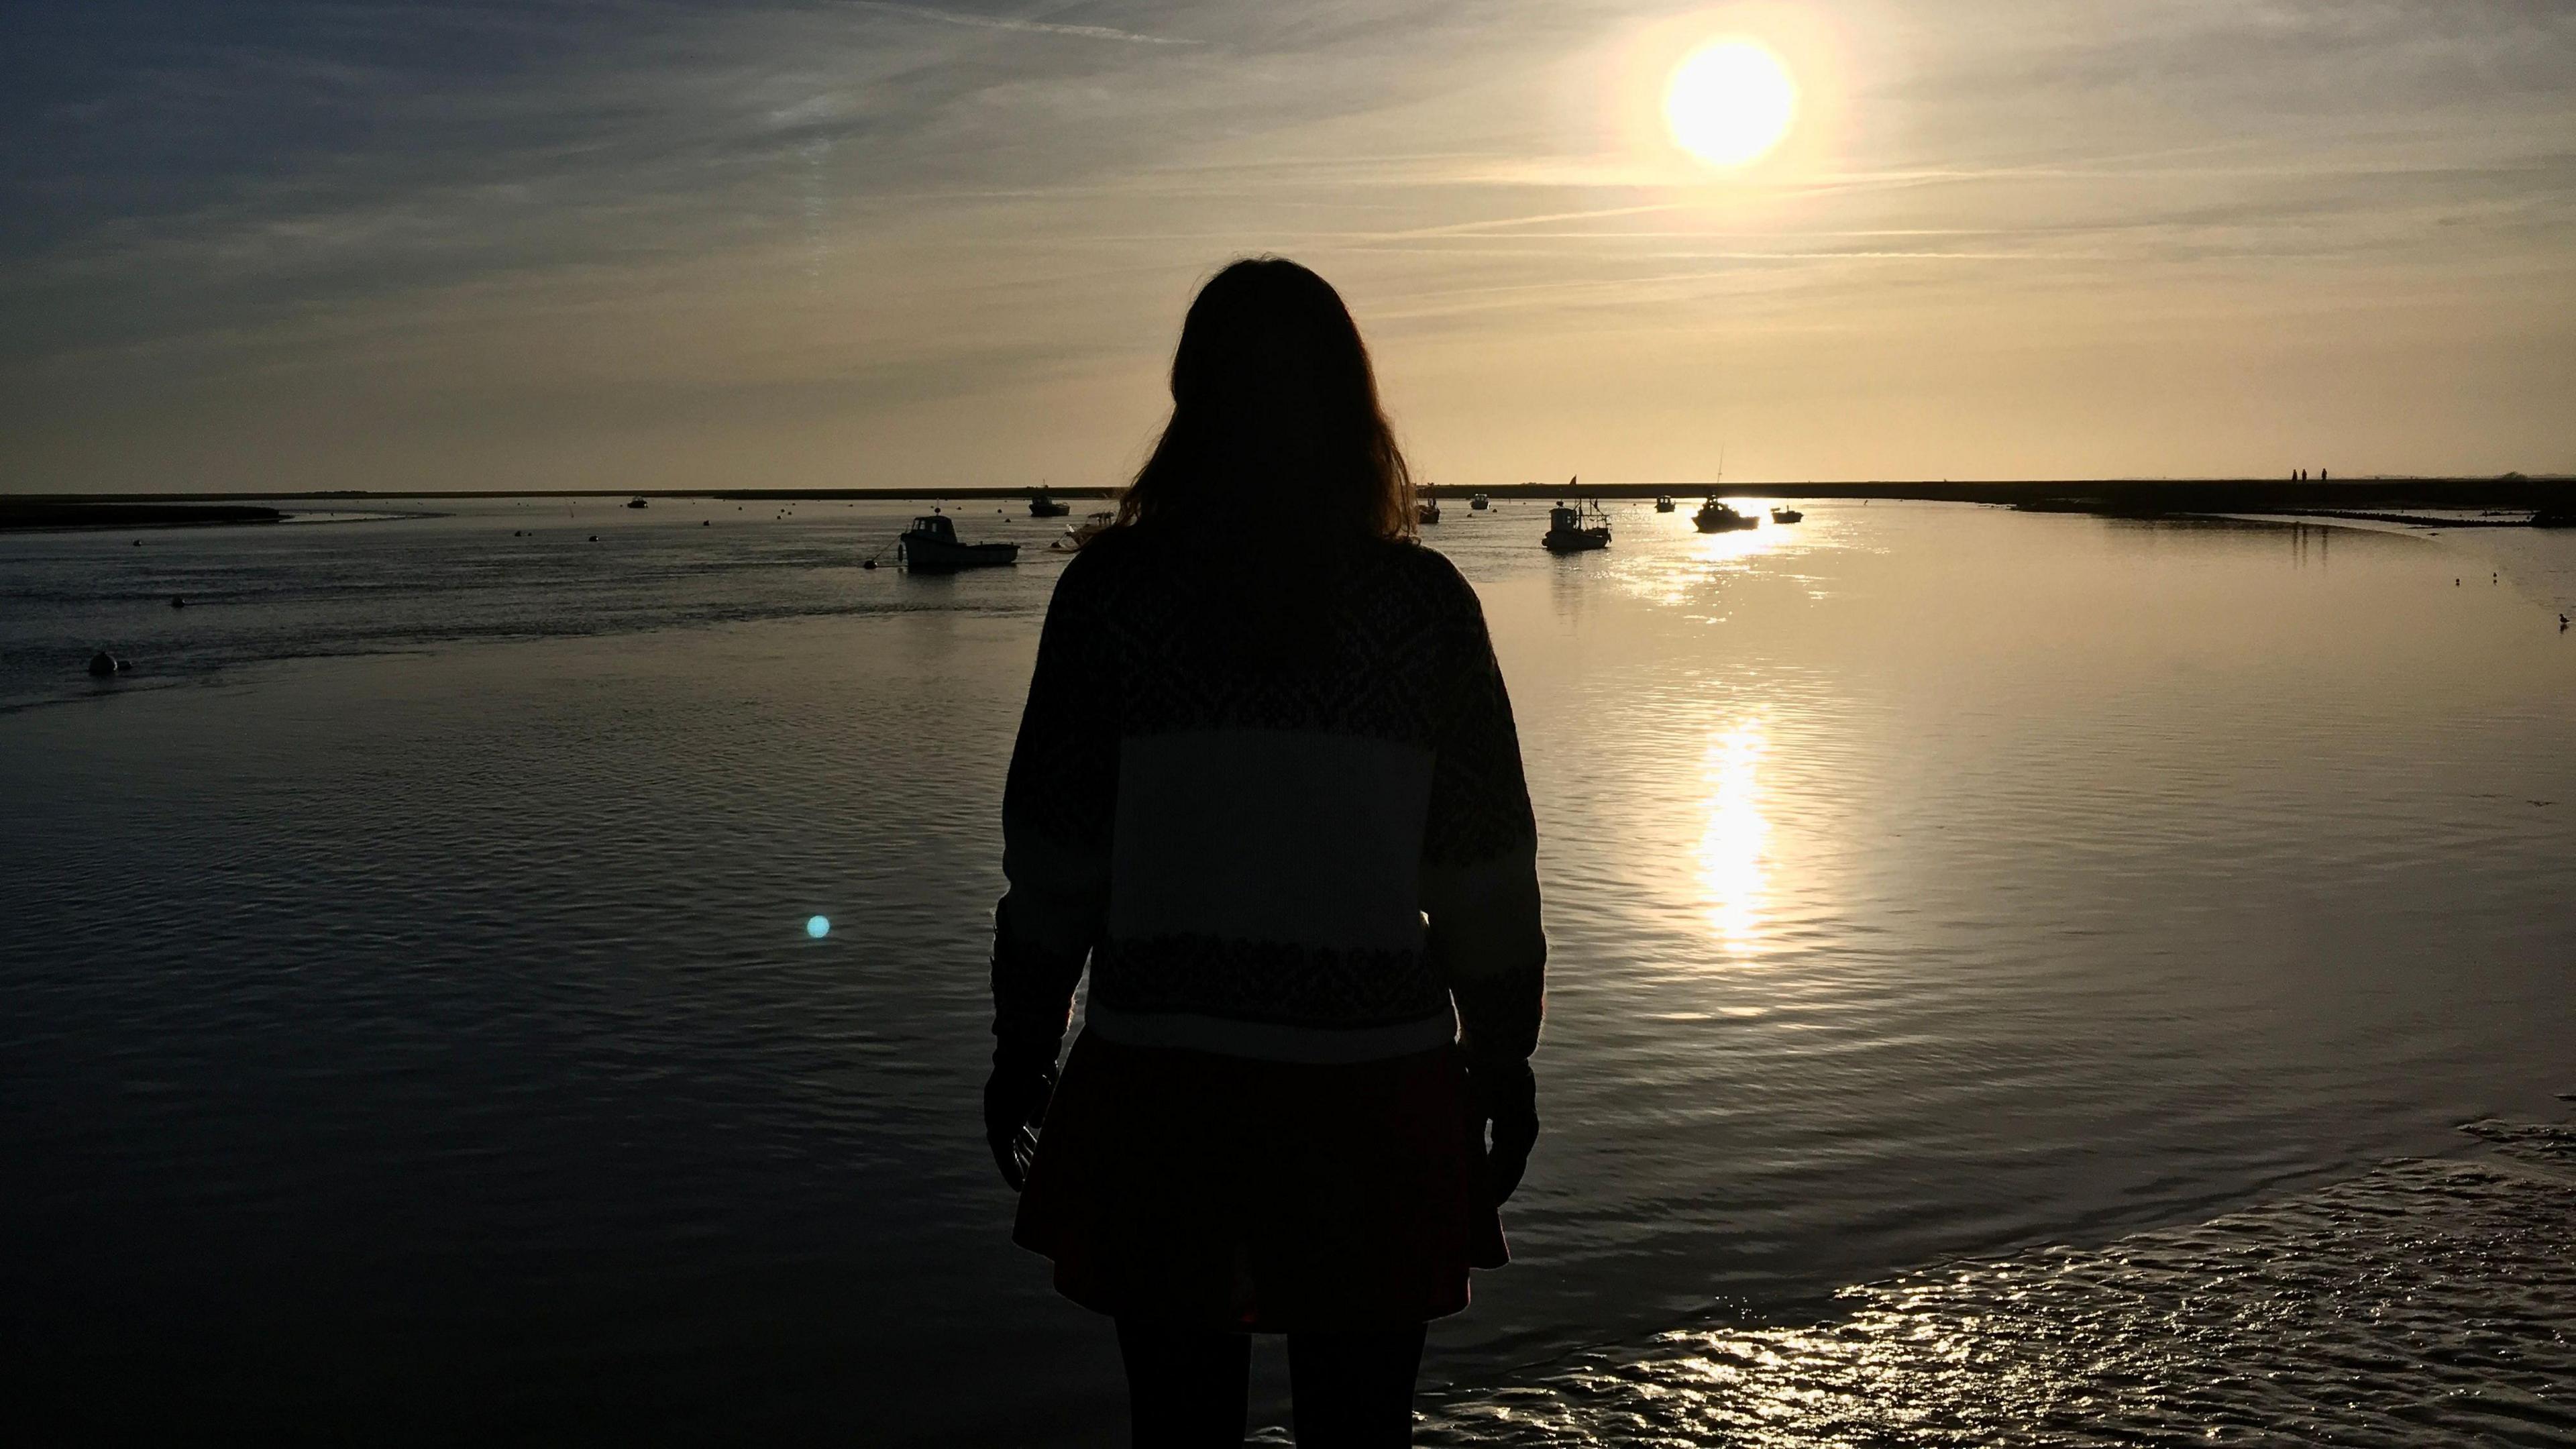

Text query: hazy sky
(5, 1), (2571, 493)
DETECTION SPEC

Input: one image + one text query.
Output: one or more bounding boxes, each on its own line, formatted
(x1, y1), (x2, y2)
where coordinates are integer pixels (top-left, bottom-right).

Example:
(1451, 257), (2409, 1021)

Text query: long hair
(1117, 258), (1414, 541)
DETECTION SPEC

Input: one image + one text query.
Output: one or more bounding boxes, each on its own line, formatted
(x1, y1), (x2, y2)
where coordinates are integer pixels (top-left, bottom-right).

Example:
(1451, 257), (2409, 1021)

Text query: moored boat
(1469, 494), (1490, 511)
(1694, 498), (1758, 532)
(1542, 500), (1611, 552)
(1417, 489), (1441, 526)
(626, 496), (648, 509)
(896, 511), (1018, 571)
(1655, 495), (1675, 513)
(1053, 510), (1117, 551)
(1770, 506), (1803, 523)
(1028, 489), (1069, 518)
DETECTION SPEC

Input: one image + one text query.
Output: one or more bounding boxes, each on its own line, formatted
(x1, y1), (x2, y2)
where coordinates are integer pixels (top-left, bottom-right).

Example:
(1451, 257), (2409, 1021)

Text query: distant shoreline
(0, 501), (284, 533)
(6, 477), (2569, 526)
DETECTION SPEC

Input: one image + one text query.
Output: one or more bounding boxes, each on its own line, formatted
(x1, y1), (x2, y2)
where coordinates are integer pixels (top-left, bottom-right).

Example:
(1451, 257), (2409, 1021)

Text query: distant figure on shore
(985, 257), (1546, 1446)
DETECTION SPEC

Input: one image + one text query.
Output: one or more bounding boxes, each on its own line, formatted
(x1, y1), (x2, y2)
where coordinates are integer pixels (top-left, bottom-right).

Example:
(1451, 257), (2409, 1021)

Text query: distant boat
(1770, 506), (1803, 523)
(2534, 508), (2576, 529)
(896, 511), (1018, 571)
(1542, 500), (1611, 552)
(1694, 498), (1758, 532)
(1469, 494), (1490, 511)
(627, 496), (648, 509)
(1053, 511), (1116, 551)
(1417, 490), (1442, 526)
(1028, 490), (1069, 518)
(1654, 495), (1675, 513)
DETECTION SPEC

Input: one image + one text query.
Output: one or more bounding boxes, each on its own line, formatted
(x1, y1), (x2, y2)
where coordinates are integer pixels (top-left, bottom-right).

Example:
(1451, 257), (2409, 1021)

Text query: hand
(983, 1051), (1059, 1192)
(1461, 1055), (1539, 1205)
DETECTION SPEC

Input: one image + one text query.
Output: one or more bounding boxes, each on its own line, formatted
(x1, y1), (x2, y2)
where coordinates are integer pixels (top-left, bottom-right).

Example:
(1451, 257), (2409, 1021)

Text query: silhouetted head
(1118, 258), (1413, 541)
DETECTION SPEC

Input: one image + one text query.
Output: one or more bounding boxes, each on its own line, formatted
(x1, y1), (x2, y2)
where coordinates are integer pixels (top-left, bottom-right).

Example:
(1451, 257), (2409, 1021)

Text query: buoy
(87, 651), (117, 677)
(132, 539), (142, 547)
(590, 535), (598, 542)
(170, 596), (185, 608)
(862, 559), (877, 570)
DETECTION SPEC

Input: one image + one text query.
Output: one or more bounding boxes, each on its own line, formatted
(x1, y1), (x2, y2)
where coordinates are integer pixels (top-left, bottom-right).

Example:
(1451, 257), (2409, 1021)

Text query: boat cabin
(908, 514), (959, 543)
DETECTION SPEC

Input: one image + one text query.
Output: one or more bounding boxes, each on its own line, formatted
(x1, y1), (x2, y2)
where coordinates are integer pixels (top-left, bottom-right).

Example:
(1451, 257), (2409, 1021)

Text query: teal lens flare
(806, 915), (830, 939)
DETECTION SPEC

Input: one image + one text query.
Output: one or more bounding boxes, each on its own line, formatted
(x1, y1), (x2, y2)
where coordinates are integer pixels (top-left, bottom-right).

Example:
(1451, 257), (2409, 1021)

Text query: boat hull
(1542, 529), (1611, 552)
(1693, 500), (1758, 532)
(898, 538), (1020, 571)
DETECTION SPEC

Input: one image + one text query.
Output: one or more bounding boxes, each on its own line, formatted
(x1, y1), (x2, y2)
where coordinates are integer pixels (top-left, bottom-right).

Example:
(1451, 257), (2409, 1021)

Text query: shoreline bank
(11, 477), (2571, 514)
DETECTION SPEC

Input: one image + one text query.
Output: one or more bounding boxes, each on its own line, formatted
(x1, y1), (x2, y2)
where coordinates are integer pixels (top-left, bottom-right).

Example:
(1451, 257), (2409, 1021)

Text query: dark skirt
(1013, 1030), (1507, 1332)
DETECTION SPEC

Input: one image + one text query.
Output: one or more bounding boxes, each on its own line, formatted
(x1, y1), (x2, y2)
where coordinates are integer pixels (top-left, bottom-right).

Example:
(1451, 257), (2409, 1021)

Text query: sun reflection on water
(1698, 716), (1770, 953)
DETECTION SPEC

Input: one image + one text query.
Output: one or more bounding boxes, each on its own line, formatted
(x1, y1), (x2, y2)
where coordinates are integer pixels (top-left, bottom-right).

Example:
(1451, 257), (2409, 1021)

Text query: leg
(1285, 1325), (1426, 1448)
(1116, 1319), (1251, 1449)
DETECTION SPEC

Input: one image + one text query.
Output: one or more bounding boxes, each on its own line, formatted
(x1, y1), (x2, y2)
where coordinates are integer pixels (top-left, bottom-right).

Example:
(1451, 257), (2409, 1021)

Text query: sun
(1664, 38), (1797, 168)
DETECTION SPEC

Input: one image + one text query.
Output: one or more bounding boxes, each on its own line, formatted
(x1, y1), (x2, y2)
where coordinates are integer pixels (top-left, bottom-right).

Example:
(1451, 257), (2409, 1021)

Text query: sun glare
(1664, 38), (1797, 168)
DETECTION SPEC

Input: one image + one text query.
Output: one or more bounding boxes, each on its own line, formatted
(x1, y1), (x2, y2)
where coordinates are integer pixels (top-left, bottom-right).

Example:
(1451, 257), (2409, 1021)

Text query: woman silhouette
(983, 258), (1546, 1447)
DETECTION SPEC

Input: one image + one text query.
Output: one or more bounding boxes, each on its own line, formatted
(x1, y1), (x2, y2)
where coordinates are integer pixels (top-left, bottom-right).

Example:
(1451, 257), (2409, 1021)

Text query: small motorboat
(1542, 501), (1611, 553)
(1694, 498), (1758, 532)
(1469, 494), (1490, 511)
(1654, 495), (1676, 513)
(1028, 489), (1069, 518)
(1417, 490), (1441, 526)
(896, 511), (1019, 571)
(627, 496), (649, 509)
(1770, 506), (1803, 524)
(1053, 511), (1117, 551)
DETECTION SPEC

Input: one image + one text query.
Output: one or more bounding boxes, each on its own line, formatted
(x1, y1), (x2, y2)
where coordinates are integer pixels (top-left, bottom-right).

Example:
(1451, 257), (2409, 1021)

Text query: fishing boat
(626, 496), (649, 509)
(1052, 511), (1116, 551)
(1655, 495), (1675, 513)
(1028, 489), (1069, 518)
(1469, 494), (1490, 511)
(1770, 506), (1803, 523)
(1417, 489), (1441, 526)
(1693, 498), (1758, 532)
(1542, 500), (1611, 553)
(896, 511), (1018, 571)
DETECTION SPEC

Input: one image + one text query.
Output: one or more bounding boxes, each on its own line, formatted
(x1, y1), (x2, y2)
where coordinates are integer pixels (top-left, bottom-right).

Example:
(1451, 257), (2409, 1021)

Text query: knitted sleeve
(1417, 562), (1547, 1064)
(991, 553), (1120, 1057)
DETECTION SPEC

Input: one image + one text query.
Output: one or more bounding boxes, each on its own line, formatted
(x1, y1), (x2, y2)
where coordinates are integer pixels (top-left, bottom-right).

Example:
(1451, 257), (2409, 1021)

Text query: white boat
(1053, 511), (1117, 551)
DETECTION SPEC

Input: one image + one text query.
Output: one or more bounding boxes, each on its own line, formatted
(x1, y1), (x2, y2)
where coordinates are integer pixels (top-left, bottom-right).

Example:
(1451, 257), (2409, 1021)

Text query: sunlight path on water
(1697, 716), (1769, 956)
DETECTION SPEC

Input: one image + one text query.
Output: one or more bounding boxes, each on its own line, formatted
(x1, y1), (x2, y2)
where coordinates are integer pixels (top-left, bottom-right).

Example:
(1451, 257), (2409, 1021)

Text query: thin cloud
(848, 2), (1201, 47)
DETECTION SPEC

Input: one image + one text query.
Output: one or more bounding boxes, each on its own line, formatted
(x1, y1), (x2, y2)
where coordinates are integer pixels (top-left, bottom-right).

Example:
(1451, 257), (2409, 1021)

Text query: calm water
(4, 496), (2572, 1442)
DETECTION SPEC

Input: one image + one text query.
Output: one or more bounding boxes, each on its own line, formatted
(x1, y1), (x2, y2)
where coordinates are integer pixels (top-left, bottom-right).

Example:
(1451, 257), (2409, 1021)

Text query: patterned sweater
(991, 525), (1546, 1067)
